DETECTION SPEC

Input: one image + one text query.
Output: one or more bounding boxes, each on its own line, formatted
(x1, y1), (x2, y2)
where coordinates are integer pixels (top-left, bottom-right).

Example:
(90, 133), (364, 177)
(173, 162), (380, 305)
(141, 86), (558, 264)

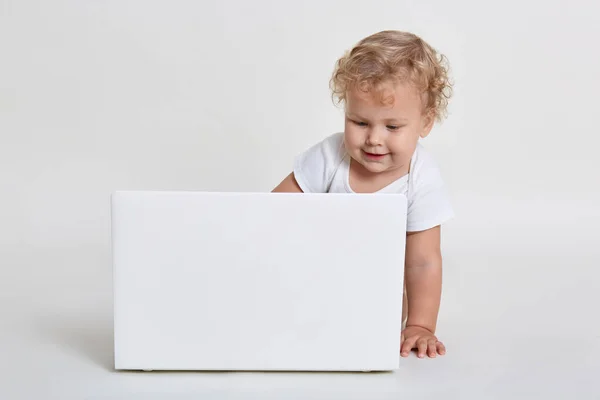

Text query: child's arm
(401, 225), (446, 358)
(272, 172), (303, 192)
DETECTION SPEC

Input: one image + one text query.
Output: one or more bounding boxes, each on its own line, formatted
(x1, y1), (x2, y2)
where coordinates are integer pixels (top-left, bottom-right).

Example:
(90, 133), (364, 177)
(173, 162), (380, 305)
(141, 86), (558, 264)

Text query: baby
(272, 30), (454, 359)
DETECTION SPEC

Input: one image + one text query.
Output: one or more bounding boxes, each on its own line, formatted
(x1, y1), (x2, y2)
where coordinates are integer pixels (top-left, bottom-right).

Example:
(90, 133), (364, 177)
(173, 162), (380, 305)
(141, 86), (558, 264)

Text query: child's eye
(353, 120), (368, 127)
(387, 125), (404, 131)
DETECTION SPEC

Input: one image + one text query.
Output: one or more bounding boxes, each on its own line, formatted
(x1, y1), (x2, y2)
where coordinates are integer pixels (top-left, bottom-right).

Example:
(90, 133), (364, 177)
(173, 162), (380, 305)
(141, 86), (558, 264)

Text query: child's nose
(366, 128), (383, 145)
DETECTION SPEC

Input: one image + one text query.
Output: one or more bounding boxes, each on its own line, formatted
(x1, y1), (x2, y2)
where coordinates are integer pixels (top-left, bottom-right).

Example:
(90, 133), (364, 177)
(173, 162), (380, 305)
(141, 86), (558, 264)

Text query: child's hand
(400, 325), (446, 358)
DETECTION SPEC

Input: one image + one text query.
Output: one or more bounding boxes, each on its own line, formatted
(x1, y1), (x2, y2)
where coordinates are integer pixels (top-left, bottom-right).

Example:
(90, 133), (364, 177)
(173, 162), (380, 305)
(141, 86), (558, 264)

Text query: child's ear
(419, 111), (435, 139)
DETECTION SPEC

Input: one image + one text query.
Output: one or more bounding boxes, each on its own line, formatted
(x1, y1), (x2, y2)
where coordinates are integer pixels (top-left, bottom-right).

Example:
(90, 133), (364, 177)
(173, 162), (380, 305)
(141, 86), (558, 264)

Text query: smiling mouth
(362, 150), (388, 159)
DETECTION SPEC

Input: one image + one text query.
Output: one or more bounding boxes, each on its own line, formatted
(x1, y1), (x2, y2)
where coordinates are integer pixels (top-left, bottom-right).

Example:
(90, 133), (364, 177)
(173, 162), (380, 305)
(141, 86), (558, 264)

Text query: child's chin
(361, 162), (388, 173)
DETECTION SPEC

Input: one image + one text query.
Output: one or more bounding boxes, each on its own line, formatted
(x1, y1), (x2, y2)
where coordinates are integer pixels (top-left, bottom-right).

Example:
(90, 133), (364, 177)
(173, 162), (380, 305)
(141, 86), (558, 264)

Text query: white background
(1, 0), (599, 399)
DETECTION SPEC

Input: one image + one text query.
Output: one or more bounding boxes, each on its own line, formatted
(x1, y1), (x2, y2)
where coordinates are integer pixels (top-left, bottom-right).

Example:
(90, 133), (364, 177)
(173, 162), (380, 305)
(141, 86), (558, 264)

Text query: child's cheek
(344, 129), (361, 149)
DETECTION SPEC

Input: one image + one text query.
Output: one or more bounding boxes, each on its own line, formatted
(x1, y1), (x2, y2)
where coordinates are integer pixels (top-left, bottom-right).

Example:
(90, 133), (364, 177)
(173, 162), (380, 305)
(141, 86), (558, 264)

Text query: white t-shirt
(293, 131), (454, 232)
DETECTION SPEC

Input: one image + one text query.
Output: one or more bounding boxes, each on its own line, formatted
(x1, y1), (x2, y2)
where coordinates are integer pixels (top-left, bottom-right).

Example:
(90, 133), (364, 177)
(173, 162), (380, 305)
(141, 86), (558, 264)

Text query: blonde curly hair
(330, 30), (453, 122)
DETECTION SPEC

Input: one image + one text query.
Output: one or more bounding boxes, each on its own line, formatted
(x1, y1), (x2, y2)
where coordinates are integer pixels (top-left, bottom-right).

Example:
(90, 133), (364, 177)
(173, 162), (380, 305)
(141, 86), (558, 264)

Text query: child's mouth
(362, 150), (387, 160)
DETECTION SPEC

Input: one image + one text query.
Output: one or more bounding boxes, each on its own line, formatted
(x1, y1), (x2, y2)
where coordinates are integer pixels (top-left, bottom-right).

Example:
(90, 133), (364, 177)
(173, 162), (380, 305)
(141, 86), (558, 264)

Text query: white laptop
(111, 191), (407, 372)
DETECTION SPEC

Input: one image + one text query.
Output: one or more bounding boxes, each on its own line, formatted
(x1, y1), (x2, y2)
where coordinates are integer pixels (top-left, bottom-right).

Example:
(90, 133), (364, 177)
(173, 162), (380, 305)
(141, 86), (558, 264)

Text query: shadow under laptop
(36, 312), (116, 372)
(10, 243), (117, 373)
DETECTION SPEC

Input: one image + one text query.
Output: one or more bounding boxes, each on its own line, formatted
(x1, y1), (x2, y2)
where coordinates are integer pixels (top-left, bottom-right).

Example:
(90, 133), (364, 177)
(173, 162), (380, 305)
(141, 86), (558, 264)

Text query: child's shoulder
(293, 132), (346, 193)
(299, 131), (346, 163)
(410, 142), (446, 187)
(315, 131), (345, 155)
(406, 142), (454, 231)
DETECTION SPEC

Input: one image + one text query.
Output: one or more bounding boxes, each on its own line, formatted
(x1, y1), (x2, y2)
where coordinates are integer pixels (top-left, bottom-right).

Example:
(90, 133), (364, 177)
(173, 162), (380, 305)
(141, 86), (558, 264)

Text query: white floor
(2, 194), (599, 399)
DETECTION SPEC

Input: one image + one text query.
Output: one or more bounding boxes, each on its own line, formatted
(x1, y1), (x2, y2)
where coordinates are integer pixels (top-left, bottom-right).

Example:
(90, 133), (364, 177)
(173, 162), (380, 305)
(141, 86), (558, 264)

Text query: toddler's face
(343, 81), (433, 175)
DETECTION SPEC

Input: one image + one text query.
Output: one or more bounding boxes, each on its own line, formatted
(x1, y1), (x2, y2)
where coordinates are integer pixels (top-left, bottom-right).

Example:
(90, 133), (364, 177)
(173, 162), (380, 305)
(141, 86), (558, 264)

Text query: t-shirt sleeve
(293, 132), (345, 193)
(406, 151), (455, 232)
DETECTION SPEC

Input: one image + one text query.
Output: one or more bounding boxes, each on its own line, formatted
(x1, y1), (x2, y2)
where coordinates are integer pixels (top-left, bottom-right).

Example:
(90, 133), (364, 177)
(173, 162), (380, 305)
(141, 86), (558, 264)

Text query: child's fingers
(427, 339), (437, 358)
(400, 335), (418, 357)
(436, 341), (446, 355)
(417, 338), (428, 358)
